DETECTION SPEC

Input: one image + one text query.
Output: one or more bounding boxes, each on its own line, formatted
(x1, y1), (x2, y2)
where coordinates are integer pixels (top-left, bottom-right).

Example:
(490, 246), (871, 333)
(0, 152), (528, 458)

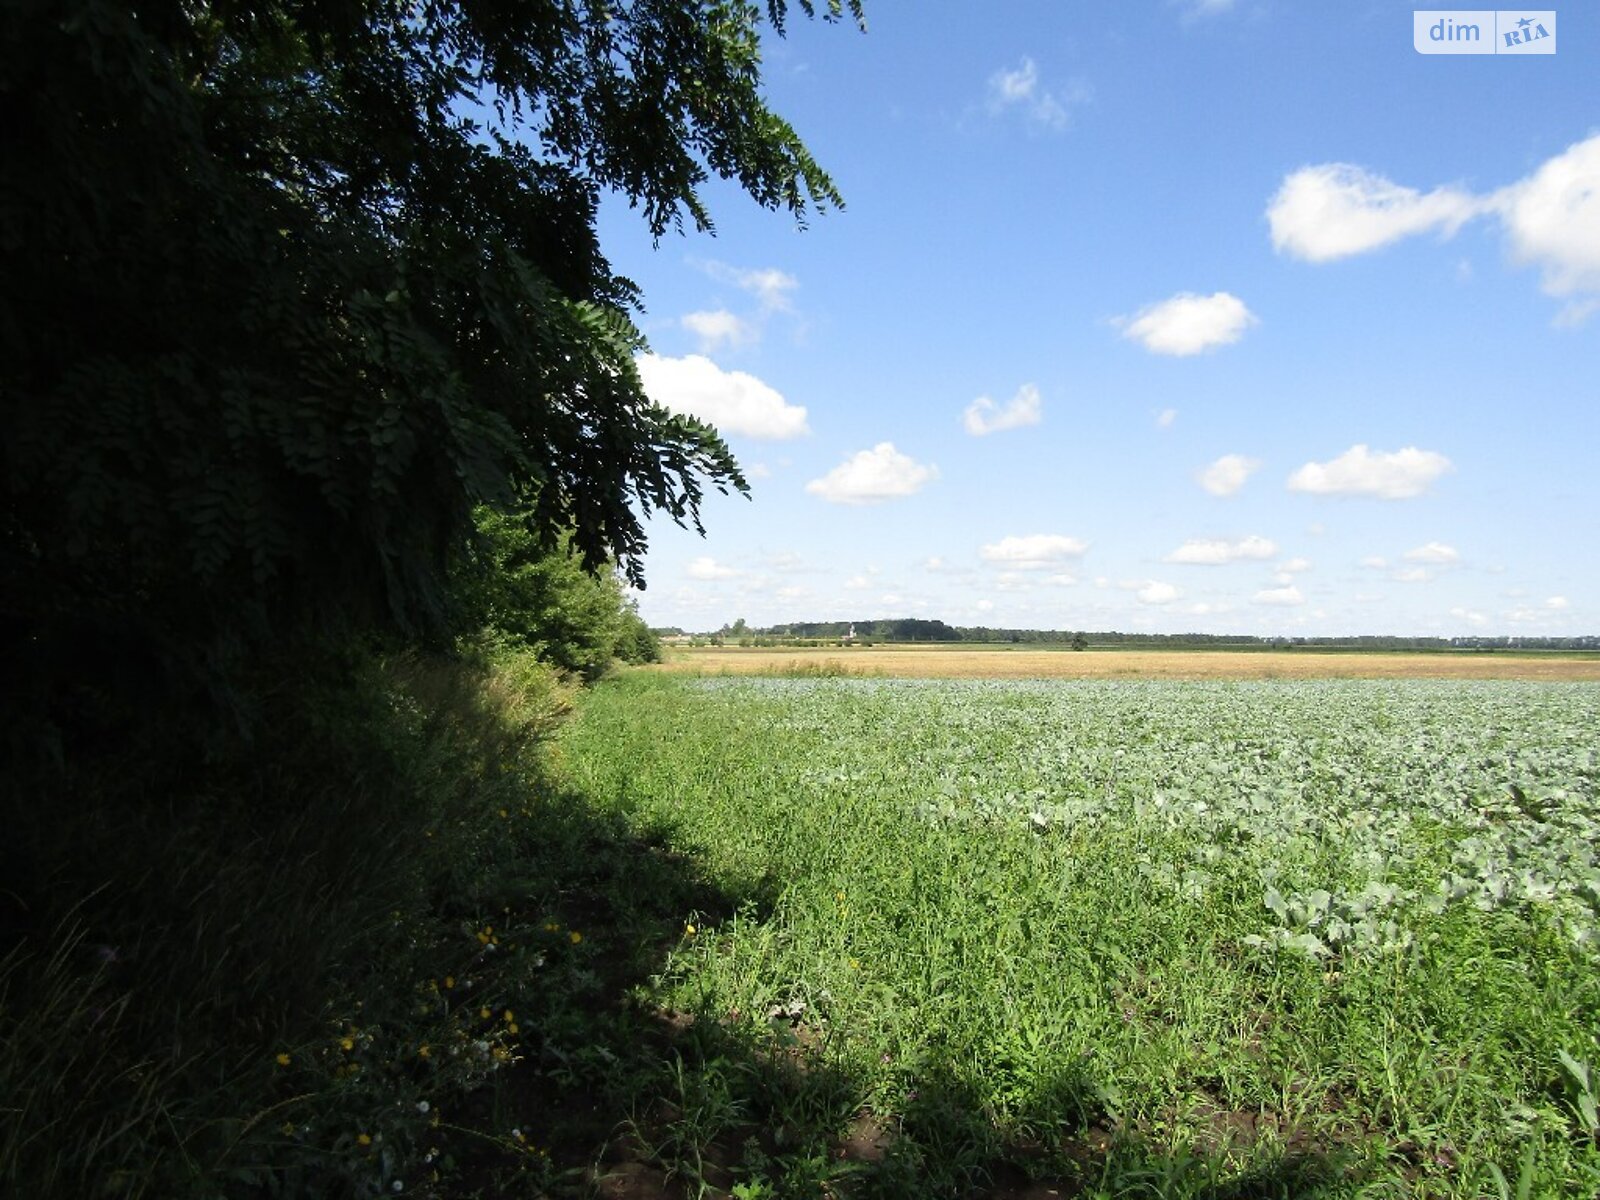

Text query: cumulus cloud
(1547, 595), (1570, 610)
(1197, 453), (1261, 496)
(1267, 164), (1480, 262)
(1359, 555), (1388, 569)
(1404, 541), (1460, 564)
(980, 534), (1090, 570)
(963, 383), (1043, 436)
(1492, 136), (1600, 303)
(1157, 408), (1178, 429)
(1164, 535), (1277, 564)
(1450, 606), (1489, 627)
(687, 556), (739, 581)
(1392, 566), (1432, 584)
(1253, 585), (1306, 606)
(680, 309), (754, 352)
(805, 442), (938, 505)
(1280, 557), (1312, 573)
(1286, 444), (1453, 499)
(987, 58), (1091, 131)
(1118, 292), (1258, 356)
(1269, 136), (1600, 322)
(637, 354), (809, 439)
(1137, 581), (1182, 605)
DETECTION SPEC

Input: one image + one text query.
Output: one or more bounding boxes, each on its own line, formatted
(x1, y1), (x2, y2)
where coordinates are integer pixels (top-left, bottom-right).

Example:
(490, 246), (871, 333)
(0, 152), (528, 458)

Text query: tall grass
(0, 648), (576, 1197)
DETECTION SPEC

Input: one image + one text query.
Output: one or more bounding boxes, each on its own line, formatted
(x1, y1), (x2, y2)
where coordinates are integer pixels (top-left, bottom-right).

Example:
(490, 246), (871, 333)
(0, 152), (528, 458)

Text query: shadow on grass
(0, 650), (1367, 1199)
(480, 781), (1369, 1200)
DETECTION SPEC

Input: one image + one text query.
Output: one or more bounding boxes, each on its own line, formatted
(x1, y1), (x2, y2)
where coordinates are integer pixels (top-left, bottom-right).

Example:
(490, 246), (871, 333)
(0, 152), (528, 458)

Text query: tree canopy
(0, 0), (862, 728)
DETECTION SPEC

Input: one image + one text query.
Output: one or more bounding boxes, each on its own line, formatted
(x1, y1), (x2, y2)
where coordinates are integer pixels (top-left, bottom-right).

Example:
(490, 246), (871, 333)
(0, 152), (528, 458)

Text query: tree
(0, 0), (863, 732)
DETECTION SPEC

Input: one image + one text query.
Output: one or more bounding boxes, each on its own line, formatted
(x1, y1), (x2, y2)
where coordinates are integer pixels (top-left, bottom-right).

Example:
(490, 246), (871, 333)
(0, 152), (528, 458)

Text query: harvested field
(649, 644), (1600, 681)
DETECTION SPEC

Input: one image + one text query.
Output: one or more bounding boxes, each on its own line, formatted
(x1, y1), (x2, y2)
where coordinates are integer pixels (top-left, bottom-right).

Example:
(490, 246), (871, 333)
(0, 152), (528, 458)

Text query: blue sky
(593, 1), (1597, 636)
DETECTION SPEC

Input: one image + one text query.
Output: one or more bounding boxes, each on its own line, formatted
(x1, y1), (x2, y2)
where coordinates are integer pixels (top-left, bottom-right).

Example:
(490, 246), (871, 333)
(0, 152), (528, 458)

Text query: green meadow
(552, 673), (1600, 1198)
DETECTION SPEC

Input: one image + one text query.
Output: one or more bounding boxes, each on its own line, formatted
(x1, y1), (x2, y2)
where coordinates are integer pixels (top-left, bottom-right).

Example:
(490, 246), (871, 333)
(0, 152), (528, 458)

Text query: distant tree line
(687, 621), (1599, 652)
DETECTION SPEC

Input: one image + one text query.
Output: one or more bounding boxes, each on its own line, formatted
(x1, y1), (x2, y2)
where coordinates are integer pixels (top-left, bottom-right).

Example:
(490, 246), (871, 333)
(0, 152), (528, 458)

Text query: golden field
(647, 643), (1600, 681)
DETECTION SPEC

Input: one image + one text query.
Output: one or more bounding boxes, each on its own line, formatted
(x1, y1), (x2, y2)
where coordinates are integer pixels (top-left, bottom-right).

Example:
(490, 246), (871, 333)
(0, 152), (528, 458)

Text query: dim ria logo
(1414, 10), (1555, 54)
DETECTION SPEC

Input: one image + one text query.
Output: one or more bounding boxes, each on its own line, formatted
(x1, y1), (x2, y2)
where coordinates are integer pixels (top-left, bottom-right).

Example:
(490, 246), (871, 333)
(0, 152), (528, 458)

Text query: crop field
(650, 644), (1600, 682)
(559, 675), (1600, 1198)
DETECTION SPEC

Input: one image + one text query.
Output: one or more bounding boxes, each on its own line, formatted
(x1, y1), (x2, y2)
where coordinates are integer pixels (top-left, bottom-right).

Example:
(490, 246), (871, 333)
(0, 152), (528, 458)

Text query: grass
(7, 657), (1598, 1197)
(554, 674), (1600, 1197)
(650, 645), (1600, 681)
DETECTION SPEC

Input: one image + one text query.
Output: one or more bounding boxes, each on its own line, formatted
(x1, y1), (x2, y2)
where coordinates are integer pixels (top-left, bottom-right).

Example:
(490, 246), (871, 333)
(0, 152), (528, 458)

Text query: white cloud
(1157, 407), (1178, 429)
(1137, 581), (1182, 606)
(963, 383), (1043, 436)
(1547, 595), (1570, 610)
(1165, 535), (1277, 564)
(1392, 566), (1432, 584)
(1450, 606), (1489, 628)
(1268, 136), (1600, 321)
(805, 442), (938, 505)
(1253, 585), (1306, 607)
(980, 534), (1090, 570)
(637, 354), (809, 439)
(924, 556), (945, 571)
(843, 575), (870, 590)
(1118, 292), (1258, 356)
(1492, 135), (1600, 301)
(1044, 573), (1077, 587)
(1359, 555), (1388, 569)
(680, 309), (754, 352)
(698, 261), (799, 312)
(1267, 164), (1480, 263)
(1404, 541), (1460, 564)
(687, 556), (739, 581)
(1280, 557), (1312, 574)
(986, 58), (1090, 131)
(1287, 444), (1453, 500)
(1197, 453), (1261, 496)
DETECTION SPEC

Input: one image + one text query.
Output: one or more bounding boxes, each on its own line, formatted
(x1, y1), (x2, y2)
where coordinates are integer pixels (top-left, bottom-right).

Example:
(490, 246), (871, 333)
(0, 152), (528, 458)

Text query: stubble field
(647, 644), (1600, 682)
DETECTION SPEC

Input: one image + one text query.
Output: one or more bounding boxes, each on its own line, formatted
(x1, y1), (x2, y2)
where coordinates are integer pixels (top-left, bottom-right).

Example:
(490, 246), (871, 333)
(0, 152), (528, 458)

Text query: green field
(557, 674), (1600, 1198)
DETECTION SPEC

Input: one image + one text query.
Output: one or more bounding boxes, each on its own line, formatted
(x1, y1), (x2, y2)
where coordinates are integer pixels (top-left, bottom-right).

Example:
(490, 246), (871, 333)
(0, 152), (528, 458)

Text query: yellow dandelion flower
(543, 921), (558, 932)
(480, 1006), (491, 1019)
(418, 1044), (432, 1059)
(340, 1036), (354, 1051)
(508, 1022), (519, 1034)
(357, 1133), (372, 1147)
(503, 1009), (515, 1023)
(684, 923), (696, 936)
(444, 975), (455, 989)
(849, 957), (861, 970)
(499, 808), (509, 818)
(569, 930), (582, 945)
(477, 931), (490, 944)
(274, 1052), (291, 1067)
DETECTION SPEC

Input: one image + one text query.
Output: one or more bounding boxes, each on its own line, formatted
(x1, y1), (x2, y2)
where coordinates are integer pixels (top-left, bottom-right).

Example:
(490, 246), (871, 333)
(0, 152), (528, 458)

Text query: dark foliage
(0, 0), (860, 739)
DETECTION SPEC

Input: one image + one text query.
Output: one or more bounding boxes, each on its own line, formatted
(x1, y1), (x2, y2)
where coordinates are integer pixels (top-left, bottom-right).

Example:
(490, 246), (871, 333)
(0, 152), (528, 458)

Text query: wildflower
(508, 1023), (519, 1034)
(569, 930), (582, 945)
(503, 1009), (515, 1023)
(685, 923), (696, 936)
(480, 1006), (491, 1019)
(499, 808), (509, 818)
(275, 1052), (291, 1067)
(512, 1128), (526, 1142)
(543, 921), (559, 932)
(416, 1100), (430, 1114)
(357, 1133), (372, 1147)
(392, 1182), (405, 1193)
(280, 1121), (295, 1136)
(418, 1044), (432, 1060)
(340, 1036), (354, 1051)
(849, 958), (861, 970)
(444, 976), (455, 989)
